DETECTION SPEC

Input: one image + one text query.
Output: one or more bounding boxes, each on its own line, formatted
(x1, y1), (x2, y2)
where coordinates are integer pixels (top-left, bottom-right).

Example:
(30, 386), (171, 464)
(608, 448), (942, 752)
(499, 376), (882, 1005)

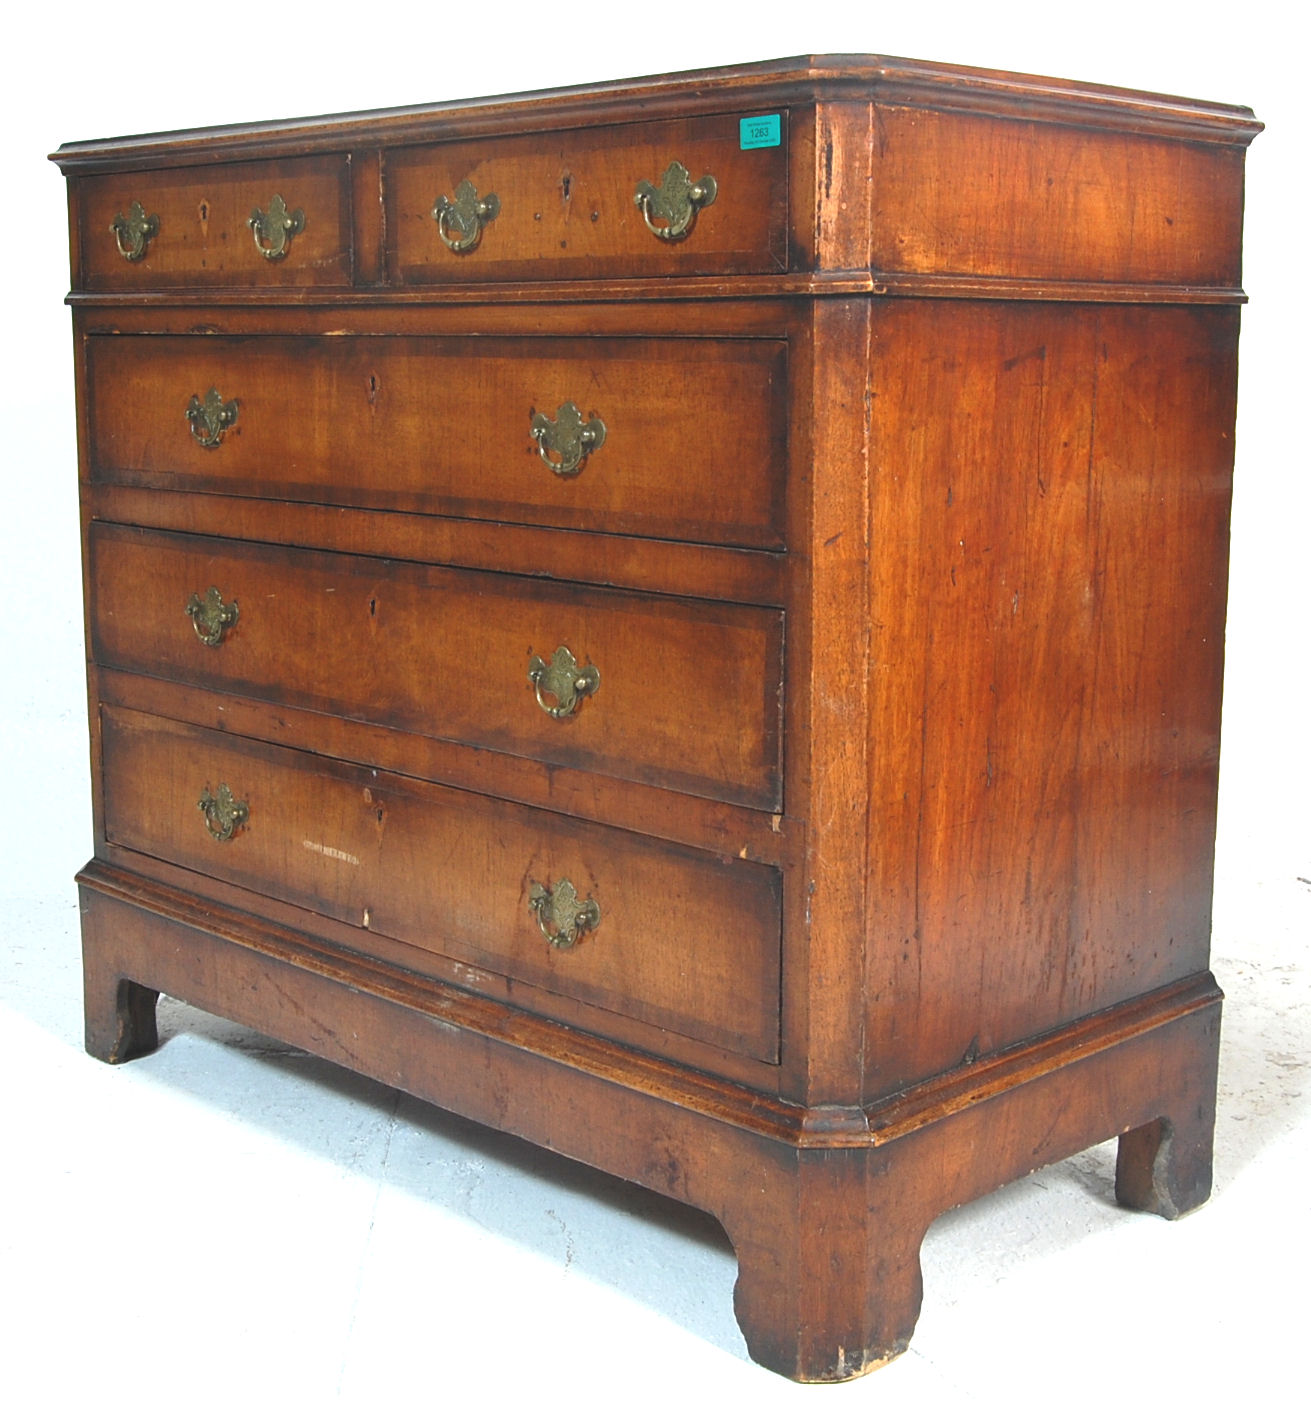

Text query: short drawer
(386, 110), (789, 283)
(90, 525), (783, 810)
(86, 333), (787, 551)
(76, 154), (352, 289)
(101, 706), (782, 1062)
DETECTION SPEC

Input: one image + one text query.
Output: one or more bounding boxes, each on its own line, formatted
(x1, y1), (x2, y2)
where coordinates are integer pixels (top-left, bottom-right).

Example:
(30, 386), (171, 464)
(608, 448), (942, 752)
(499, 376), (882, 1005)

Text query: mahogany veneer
(54, 55), (1259, 1381)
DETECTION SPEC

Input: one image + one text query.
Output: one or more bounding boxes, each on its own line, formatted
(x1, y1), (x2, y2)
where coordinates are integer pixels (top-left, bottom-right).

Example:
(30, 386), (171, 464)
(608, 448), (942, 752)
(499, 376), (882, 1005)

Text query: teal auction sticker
(739, 114), (781, 150)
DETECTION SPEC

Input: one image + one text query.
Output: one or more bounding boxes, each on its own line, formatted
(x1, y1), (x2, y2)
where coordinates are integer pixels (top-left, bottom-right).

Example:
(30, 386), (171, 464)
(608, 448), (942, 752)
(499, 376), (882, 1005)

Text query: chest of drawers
(54, 56), (1260, 1381)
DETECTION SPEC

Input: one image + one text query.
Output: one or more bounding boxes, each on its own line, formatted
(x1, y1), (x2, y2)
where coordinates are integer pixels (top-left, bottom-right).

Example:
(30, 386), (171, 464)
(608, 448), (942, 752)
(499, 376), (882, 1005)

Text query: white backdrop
(1, 4), (1305, 1403)
(3, 0), (1304, 906)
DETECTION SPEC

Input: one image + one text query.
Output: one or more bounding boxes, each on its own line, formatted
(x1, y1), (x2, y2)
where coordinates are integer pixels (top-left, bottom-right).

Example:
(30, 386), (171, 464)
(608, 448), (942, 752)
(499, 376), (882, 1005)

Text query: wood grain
(867, 106), (1247, 286)
(78, 154), (352, 289)
(863, 299), (1238, 1095)
(58, 54), (1257, 1382)
(387, 110), (789, 283)
(100, 706), (783, 1062)
(89, 524), (784, 809)
(86, 332), (788, 548)
(79, 864), (1221, 1379)
(51, 54), (1259, 177)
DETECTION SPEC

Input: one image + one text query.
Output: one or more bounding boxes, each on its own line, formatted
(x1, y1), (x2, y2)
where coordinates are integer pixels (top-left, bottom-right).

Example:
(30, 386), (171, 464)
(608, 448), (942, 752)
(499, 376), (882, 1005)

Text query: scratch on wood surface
(303, 838), (361, 866)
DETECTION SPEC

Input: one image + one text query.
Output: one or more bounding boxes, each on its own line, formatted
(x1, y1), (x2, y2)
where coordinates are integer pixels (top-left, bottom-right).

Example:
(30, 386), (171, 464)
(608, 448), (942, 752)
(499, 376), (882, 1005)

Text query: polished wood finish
(863, 107), (1247, 285)
(101, 706), (782, 1061)
(54, 56), (1258, 1382)
(77, 863), (1222, 1381)
(386, 111), (789, 282)
(78, 154), (352, 289)
(87, 484), (790, 606)
(87, 332), (788, 546)
(89, 524), (783, 807)
(862, 298), (1239, 1094)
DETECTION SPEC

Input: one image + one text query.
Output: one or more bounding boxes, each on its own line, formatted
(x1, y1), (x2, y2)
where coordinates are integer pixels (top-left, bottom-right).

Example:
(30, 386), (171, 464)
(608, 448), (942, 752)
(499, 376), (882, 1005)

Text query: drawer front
(90, 526), (783, 810)
(77, 154), (352, 289)
(87, 334), (787, 550)
(102, 707), (782, 1062)
(387, 111), (789, 283)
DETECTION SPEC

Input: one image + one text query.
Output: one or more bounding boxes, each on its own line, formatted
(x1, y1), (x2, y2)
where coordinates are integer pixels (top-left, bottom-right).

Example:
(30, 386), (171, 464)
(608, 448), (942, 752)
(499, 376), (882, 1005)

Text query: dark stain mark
(1002, 345), (1047, 372)
(822, 138), (834, 199)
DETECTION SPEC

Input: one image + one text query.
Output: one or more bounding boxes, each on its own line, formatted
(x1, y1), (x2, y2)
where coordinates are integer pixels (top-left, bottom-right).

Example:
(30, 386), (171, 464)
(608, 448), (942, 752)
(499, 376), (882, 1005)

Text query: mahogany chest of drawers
(53, 56), (1259, 1381)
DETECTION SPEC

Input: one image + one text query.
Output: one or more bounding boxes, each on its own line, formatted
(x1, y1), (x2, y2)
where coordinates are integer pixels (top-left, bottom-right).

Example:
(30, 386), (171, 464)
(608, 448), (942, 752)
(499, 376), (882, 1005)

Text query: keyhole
(366, 373), (380, 407)
(197, 199), (210, 235)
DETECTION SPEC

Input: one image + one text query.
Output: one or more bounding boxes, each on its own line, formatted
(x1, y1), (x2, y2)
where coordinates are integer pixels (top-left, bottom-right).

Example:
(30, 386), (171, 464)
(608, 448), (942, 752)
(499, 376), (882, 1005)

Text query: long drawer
(386, 110), (789, 283)
(76, 154), (352, 289)
(89, 525), (784, 810)
(101, 706), (782, 1062)
(86, 334), (788, 550)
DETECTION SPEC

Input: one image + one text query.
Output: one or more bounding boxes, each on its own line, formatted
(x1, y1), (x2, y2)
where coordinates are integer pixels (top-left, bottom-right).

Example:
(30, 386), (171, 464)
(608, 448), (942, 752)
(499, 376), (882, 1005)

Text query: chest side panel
(863, 298), (1238, 1095)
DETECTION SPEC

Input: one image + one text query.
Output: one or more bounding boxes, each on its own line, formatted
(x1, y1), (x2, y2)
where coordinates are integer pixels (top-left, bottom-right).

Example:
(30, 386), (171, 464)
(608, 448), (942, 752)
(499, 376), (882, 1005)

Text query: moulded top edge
(49, 52), (1263, 171)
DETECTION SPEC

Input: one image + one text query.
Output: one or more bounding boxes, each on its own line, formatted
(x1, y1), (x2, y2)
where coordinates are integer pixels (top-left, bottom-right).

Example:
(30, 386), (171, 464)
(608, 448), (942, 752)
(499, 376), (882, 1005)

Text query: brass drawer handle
(185, 586), (239, 646)
(186, 386), (239, 448)
(198, 783), (248, 842)
(530, 401), (606, 477)
(248, 194), (305, 261)
(529, 878), (599, 950)
(634, 161), (717, 242)
(528, 645), (599, 718)
(110, 200), (159, 262)
(432, 179), (500, 253)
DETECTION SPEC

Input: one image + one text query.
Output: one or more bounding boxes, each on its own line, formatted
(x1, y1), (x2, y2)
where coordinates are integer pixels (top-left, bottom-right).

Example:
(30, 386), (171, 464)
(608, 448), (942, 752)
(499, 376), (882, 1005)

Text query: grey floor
(1, 860), (1305, 1405)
